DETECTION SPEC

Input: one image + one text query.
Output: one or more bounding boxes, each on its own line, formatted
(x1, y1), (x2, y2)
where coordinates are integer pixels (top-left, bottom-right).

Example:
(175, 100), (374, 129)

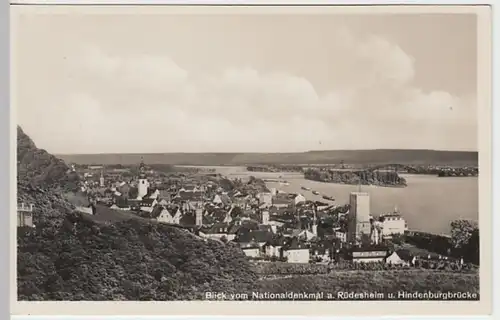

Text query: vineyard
(253, 260), (478, 275)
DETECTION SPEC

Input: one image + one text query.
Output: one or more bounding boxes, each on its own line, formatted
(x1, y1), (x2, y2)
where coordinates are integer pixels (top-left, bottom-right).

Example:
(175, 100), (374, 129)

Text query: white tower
(311, 204), (318, 236)
(348, 192), (371, 243)
(99, 171), (105, 187)
(137, 158), (149, 200)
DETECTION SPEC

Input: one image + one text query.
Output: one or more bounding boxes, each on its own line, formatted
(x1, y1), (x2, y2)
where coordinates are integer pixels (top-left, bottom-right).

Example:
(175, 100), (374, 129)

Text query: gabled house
(240, 243), (261, 258)
(386, 249), (416, 266)
(236, 230), (274, 248)
(213, 193), (231, 207)
(263, 236), (288, 257)
(153, 206), (183, 225)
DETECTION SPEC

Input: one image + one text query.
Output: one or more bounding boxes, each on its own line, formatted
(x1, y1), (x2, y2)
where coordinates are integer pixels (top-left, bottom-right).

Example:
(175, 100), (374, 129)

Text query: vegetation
(253, 260), (478, 275)
(17, 126), (257, 301)
(18, 215), (257, 300)
(404, 220), (479, 265)
(303, 168), (407, 187)
(450, 220), (480, 265)
(255, 271), (479, 300)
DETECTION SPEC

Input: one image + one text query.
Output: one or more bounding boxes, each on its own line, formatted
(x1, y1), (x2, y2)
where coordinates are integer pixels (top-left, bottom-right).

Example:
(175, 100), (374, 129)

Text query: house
(294, 194), (306, 205)
(282, 238), (310, 263)
(380, 213), (408, 238)
(212, 194), (231, 207)
(310, 240), (334, 262)
(386, 249), (416, 266)
(236, 230), (274, 248)
(17, 203), (34, 228)
(272, 196), (292, 209)
(335, 231), (347, 243)
(154, 206), (183, 225)
(110, 203), (131, 211)
(257, 192), (273, 206)
(350, 246), (389, 263)
(139, 198), (158, 213)
(263, 236), (287, 257)
(76, 205), (95, 215)
(200, 223), (236, 241)
(241, 244), (261, 258)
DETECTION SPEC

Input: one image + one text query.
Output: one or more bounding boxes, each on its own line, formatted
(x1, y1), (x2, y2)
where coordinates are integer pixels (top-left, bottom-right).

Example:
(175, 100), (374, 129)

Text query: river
(180, 165), (478, 235)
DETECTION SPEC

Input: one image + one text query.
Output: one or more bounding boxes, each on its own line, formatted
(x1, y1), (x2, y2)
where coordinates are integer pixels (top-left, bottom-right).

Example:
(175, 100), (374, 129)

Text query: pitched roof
(394, 249), (415, 262)
(236, 230), (274, 243)
(202, 223), (231, 234)
(283, 237), (308, 250)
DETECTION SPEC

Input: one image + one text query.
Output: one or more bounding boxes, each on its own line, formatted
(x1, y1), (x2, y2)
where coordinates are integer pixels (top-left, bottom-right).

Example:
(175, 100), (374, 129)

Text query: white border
(6, 1), (497, 319)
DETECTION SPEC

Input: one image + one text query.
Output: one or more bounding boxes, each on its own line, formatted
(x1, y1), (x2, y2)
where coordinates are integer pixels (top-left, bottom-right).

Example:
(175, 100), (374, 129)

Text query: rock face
(303, 168), (407, 187)
(16, 127), (258, 301)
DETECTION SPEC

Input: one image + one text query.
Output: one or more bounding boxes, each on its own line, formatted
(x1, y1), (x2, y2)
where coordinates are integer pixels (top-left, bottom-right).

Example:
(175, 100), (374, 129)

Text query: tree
(451, 219), (479, 264)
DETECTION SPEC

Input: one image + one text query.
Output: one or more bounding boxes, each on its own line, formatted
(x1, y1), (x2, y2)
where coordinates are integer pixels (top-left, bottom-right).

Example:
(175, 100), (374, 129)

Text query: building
(347, 192), (372, 243)
(200, 223), (236, 241)
(258, 192), (273, 206)
(282, 238), (310, 263)
(335, 231), (347, 243)
(137, 159), (150, 200)
(17, 203), (34, 227)
(350, 246), (388, 263)
(385, 250), (416, 266)
(294, 194), (306, 205)
(261, 209), (270, 225)
(380, 211), (408, 238)
(99, 171), (105, 187)
(241, 245), (261, 258)
(155, 206), (182, 225)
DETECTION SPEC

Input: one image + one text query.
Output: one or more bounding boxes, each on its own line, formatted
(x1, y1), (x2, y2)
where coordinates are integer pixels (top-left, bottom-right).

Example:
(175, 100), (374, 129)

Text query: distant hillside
(57, 149), (478, 166)
(16, 127), (258, 300)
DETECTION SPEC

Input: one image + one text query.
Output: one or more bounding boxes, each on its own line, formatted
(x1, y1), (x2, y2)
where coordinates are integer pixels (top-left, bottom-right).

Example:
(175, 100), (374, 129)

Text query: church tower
(99, 170), (105, 187)
(137, 158), (149, 200)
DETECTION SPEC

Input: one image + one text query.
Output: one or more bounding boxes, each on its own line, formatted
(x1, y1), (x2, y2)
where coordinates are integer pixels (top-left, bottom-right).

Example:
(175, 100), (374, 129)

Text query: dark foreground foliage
(18, 214), (257, 300)
(17, 126), (257, 301)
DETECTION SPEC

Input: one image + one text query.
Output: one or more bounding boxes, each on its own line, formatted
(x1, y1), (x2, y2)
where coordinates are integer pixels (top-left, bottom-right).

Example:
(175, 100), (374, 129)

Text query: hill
(56, 149), (478, 166)
(16, 127), (258, 300)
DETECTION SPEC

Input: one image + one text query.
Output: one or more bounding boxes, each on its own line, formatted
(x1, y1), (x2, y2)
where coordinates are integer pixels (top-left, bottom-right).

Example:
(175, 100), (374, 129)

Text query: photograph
(10, 3), (492, 316)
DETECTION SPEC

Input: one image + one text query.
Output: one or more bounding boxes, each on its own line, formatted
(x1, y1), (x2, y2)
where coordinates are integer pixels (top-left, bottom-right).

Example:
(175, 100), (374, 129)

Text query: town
(18, 158), (473, 270)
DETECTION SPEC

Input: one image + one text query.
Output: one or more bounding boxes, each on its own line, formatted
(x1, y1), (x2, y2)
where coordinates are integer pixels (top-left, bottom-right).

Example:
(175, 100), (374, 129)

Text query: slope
(16, 127), (258, 300)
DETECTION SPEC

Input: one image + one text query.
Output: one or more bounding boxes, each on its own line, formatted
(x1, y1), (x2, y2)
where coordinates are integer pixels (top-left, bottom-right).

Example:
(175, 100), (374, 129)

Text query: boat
(301, 186), (311, 191)
(312, 191), (320, 195)
(323, 195), (335, 201)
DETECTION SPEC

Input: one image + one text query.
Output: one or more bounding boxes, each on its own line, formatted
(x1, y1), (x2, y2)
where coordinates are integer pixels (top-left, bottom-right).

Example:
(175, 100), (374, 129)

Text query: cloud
(28, 30), (477, 153)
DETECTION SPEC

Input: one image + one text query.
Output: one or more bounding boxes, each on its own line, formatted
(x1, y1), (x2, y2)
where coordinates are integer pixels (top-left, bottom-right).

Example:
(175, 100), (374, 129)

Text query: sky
(13, 8), (478, 154)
